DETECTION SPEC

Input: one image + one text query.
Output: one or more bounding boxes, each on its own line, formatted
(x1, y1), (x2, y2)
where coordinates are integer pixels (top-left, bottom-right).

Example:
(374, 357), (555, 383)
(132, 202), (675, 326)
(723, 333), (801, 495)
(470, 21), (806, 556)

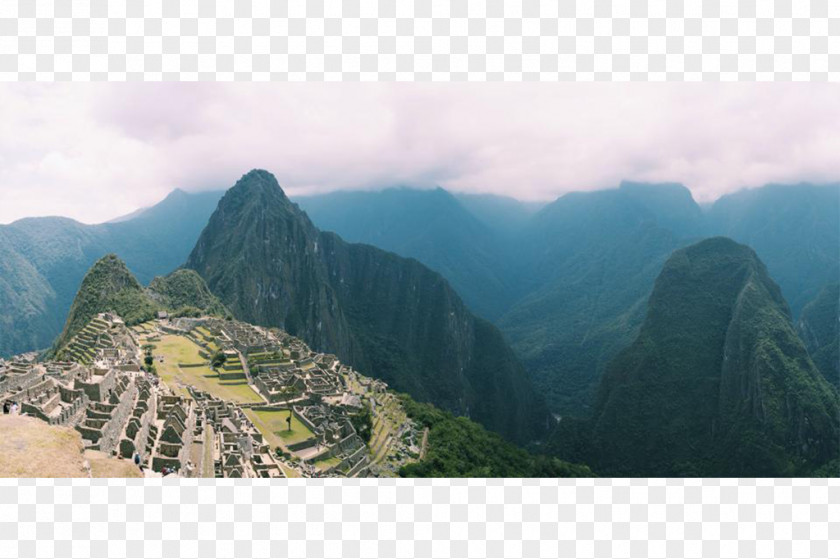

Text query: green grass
(314, 455), (342, 471)
(154, 334), (262, 404)
(243, 409), (315, 449)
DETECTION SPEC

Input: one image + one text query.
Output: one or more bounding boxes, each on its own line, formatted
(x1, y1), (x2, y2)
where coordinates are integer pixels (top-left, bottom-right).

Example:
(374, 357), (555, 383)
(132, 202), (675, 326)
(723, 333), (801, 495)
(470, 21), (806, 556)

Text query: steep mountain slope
(54, 254), (158, 351)
(99, 189), (226, 284)
(707, 183), (840, 316)
(53, 255), (227, 356)
(187, 170), (549, 442)
(0, 189), (223, 357)
(797, 283), (839, 387)
(582, 238), (839, 476)
(498, 181), (705, 415)
(295, 188), (514, 320)
(146, 269), (229, 318)
(0, 229), (59, 357)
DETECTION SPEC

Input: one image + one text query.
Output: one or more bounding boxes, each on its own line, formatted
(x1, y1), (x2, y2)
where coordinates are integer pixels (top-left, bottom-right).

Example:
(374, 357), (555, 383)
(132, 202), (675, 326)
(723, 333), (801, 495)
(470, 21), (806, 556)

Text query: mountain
(54, 254), (158, 350)
(54, 255), (227, 354)
(0, 189), (224, 357)
(0, 228), (59, 357)
(797, 283), (839, 387)
(97, 189), (226, 284)
(452, 192), (545, 234)
(187, 170), (549, 442)
(297, 181), (839, 421)
(146, 269), (229, 318)
(498, 181), (705, 415)
(706, 183), (840, 316)
(580, 237), (839, 476)
(295, 188), (514, 320)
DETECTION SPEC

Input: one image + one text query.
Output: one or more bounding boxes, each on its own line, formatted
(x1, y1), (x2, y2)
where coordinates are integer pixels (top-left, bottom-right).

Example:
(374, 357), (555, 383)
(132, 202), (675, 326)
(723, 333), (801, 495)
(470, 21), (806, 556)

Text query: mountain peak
(231, 169), (285, 196)
(587, 236), (838, 476)
(53, 253), (154, 351)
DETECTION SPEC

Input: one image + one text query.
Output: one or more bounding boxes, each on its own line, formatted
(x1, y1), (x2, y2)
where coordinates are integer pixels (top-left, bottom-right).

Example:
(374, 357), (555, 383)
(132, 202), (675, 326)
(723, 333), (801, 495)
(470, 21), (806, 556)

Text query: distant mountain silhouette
(0, 189), (224, 357)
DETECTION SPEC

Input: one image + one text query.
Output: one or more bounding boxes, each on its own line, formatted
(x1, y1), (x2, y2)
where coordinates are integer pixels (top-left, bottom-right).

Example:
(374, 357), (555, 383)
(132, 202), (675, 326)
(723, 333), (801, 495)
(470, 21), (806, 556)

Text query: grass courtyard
(153, 334), (263, 404)
(243, 408), (315, 449)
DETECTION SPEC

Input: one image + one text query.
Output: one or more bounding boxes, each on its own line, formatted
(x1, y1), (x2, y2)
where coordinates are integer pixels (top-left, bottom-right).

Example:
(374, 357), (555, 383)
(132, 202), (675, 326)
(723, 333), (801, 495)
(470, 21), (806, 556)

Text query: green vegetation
(146, 269), (228, 318)
(53, 254), (159, 352)
(211, 350), (227, 368)
(244, 408), (315, 448)
(154, 334), (262, 404)
(185, 169), (548, 443)
(314, 455), (343, 471)
(51, 256), (231, 357)
(0, 190), (224, 358)
(397, 395), (593, 478)
(797, 282), (839, 387)
(556, 238), (840, 477)
(349, 403), (373, 443)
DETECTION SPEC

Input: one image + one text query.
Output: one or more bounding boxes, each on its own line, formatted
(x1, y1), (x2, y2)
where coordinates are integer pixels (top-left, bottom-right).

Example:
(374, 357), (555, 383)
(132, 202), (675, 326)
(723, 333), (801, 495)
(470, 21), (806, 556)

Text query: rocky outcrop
(185, 170), (549, 442)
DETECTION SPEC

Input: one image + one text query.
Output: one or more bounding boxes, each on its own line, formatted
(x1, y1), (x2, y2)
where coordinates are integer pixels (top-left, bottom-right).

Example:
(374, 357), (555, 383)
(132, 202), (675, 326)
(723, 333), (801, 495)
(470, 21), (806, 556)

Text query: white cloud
(1, 83), (838, 223)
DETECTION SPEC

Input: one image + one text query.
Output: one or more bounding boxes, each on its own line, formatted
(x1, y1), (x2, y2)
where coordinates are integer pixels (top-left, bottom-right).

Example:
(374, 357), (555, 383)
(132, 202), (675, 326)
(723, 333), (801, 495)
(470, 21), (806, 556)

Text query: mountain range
(184, 170), (548, 442)
(2, 171), (838, 472)
(0, 189), (224, 357)
(553, 237), (839, 476)
(298, 181), (840, 417)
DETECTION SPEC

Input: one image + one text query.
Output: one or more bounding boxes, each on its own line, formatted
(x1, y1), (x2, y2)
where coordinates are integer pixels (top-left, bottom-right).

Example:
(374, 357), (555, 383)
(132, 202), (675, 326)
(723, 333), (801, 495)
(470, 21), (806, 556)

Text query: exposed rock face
(185, 170), (549, 442)
(586, 237), (839, 476)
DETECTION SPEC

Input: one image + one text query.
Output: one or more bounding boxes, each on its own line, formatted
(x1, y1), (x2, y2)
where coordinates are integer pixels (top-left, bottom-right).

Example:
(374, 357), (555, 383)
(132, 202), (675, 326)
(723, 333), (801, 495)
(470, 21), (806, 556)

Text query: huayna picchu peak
(185, 170), (550, 443)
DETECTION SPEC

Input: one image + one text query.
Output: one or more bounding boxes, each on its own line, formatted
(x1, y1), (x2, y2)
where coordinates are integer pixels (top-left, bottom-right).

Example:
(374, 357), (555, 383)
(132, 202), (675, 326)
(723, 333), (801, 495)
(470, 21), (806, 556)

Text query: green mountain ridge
(295, 187), (516, 321)
(563, 237), (839, 476)
(797, 282), (839, 387)
(54, 254), (227, 356)
(297, 181), (840, 419)
(0, 189), (224, 357)
(186, 170), (549, 443)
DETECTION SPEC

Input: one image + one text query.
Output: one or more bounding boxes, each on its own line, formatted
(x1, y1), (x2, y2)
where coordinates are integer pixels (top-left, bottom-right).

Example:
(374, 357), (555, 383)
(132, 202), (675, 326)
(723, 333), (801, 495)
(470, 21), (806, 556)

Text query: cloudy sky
(1, 83), (838, 224)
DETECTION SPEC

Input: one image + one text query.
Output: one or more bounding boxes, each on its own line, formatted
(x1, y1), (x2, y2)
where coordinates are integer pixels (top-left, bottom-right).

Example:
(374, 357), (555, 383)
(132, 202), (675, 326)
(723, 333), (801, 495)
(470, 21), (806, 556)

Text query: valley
(2, 169), (838, 478)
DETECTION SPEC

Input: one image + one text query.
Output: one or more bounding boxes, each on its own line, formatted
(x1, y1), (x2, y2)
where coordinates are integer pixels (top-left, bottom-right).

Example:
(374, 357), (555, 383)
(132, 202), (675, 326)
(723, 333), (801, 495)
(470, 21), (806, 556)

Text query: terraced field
(152, 334), (262, 404)
(59, 317), (111, 364)
(243, 408), (315, 449)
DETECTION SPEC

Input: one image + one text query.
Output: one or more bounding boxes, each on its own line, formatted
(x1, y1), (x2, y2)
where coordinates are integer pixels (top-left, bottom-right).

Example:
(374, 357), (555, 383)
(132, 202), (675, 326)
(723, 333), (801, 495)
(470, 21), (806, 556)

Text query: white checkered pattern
(0, 0), (838, 81)
(0, 478), (837, 559)
(1, 1), (837, 558)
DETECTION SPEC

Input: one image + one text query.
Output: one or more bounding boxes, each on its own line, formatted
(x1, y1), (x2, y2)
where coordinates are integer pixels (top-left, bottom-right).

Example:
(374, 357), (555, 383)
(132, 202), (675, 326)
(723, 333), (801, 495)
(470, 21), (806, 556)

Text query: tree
(350, 404), (373, 443)
(211, 351), (227, 368)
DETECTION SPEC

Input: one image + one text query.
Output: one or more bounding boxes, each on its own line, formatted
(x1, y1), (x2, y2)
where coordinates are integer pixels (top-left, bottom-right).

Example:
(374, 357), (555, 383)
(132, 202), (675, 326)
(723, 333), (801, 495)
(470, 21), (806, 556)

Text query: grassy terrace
(314, 455), (342, 471)
(153, 334), (262, 404)
(243, 408), (315, 449)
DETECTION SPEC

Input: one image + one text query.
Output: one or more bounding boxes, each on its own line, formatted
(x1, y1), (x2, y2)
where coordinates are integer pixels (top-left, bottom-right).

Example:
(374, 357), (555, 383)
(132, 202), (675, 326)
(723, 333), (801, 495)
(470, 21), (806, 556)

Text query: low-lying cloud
(1, 83), (838, 224)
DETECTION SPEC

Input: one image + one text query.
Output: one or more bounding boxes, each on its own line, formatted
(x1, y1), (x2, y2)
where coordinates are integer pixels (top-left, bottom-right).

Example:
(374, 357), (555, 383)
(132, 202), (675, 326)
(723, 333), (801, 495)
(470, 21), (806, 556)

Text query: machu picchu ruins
(1, 312), (426, 478)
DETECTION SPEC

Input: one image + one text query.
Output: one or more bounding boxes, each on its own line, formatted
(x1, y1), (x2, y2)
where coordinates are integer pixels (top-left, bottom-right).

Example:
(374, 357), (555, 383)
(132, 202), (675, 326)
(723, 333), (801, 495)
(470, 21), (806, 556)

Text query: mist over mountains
(184, 171), (548, 442)
(1, 172), (838, 474)
(298, 181), (840, 416)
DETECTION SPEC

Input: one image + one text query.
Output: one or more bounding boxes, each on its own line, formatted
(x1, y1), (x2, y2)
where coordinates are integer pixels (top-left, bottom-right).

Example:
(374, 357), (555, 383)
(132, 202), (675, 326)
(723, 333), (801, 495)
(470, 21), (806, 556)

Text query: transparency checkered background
(1, 1), (839, 558)
(0, 0), (838, 80)
(0, 478), (836, 559)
